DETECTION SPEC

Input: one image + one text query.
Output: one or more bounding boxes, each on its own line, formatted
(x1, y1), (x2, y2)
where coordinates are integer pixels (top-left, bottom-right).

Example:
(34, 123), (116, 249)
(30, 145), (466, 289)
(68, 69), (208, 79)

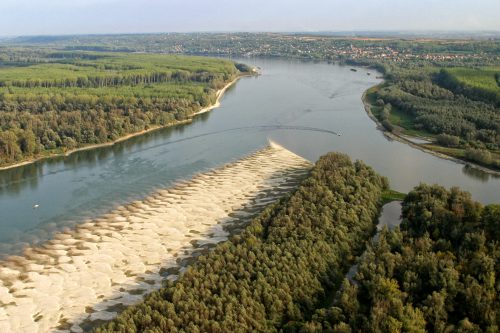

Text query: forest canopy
(0, 50), (248, 167)
(306, 184), (500, 332)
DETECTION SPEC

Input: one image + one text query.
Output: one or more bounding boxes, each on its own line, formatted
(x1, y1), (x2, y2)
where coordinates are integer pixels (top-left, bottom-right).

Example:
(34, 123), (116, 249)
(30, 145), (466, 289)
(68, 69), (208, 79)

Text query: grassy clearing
(365, 85), (434, 138)
(381, 189), (406, 204)
(447, 66), (500, 93)
(422, 144), (465, 158)
(387, 108), (434, 138)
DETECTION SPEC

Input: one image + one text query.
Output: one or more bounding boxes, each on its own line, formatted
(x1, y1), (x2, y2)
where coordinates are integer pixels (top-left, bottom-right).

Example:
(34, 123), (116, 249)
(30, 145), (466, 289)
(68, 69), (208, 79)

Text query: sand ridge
(0, 142), (312, 333)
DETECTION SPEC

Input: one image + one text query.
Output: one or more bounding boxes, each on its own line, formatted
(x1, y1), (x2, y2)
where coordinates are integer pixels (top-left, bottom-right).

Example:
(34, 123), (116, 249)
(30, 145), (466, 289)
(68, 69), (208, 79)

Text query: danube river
(0, 57), (499, 256)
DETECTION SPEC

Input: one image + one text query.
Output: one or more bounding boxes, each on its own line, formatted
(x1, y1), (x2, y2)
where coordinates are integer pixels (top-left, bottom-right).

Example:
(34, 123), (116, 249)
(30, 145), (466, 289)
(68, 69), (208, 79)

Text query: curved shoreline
(0, 75), (247, 172)
(362, 86), (500, 177)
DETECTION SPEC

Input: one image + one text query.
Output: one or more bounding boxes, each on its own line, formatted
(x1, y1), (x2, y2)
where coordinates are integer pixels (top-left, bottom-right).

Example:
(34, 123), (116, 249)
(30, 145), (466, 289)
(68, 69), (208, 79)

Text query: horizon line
(1, 29), (500, 39)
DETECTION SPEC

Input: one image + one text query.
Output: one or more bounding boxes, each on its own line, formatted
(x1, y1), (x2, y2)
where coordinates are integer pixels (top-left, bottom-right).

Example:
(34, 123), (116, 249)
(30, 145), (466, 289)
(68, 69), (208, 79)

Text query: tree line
(1, 70), (226, 89)
(0, 92), (216, 165)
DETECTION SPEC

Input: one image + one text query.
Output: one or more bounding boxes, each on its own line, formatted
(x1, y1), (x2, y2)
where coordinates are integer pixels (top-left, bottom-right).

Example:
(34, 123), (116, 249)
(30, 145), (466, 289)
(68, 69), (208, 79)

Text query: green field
(0, 52), (237, 83)
(439, 66), (500, 106)
(0, 51), (247, 167)
(366, 85), (433, 138)
(447, 66), (500, 93)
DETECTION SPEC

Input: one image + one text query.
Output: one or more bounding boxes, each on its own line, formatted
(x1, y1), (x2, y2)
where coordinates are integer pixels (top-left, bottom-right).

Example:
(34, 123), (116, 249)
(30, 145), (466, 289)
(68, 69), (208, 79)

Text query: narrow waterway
(346, 200), (403, 281)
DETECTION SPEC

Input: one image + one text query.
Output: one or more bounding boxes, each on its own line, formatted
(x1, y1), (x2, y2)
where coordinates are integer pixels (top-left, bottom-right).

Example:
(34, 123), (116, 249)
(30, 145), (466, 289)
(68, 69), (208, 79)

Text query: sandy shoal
(0, 142), (311, 333)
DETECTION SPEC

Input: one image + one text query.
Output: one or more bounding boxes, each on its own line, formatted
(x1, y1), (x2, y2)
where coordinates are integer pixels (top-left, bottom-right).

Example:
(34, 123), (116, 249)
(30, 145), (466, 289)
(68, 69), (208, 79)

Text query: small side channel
(346, 200), (403, 281)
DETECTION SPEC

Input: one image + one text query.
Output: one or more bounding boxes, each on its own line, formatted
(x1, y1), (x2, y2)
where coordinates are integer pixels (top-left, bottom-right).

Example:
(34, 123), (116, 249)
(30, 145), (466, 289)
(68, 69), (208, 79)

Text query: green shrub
(436, 133), (460, 147)
(465, 148), (492, 165)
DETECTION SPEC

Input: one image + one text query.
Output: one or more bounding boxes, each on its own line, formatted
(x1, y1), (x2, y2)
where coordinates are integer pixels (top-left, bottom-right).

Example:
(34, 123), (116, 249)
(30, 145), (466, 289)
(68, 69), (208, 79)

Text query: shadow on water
(0, 162), (44, 196)
(0, 117), (194, 196)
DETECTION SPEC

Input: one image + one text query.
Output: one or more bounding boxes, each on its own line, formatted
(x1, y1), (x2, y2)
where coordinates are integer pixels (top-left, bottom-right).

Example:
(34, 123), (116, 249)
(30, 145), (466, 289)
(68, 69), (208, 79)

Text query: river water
(0, 57), (498, 256)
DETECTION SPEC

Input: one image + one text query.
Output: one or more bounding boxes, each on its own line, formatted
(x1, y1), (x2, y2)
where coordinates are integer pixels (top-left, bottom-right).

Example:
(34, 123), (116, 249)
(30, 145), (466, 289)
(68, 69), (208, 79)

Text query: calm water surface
(0, 58), (498, 255)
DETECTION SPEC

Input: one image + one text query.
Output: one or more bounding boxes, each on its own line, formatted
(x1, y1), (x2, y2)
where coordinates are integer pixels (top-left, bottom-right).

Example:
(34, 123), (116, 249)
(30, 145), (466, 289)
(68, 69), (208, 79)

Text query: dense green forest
(0, 51), (248, 167)
(94, 154), (499, 332)
(95, 153), (387, 332)
(305, 184), (500, 332)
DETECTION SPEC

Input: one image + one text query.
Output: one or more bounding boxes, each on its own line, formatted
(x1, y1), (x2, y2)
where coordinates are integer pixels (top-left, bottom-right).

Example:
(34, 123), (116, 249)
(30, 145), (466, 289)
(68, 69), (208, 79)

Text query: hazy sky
(1, 0), (499, 36)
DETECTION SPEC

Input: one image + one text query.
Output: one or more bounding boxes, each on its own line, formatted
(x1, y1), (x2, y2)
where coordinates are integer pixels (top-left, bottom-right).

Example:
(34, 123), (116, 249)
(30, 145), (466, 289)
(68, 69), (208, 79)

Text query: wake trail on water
(128, 125), (341, 157)
(0, 125), (339, 184)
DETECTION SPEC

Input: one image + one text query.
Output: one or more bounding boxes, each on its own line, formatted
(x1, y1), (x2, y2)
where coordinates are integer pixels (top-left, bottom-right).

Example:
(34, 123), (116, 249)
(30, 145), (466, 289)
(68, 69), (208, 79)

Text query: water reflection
(346, 201), (403, 281)
(462, 164), (499, 182)
(0, 120), (197, 197)
(0, 162), (43, 196)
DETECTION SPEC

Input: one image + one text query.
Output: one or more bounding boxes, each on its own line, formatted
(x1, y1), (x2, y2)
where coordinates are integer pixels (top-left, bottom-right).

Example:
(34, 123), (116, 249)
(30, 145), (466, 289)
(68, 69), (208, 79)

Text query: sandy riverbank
(193, 76), (241, 116)
(362, 88), (500, 177)
(0, 75), (246, 172)
(0, 142), (311, 333)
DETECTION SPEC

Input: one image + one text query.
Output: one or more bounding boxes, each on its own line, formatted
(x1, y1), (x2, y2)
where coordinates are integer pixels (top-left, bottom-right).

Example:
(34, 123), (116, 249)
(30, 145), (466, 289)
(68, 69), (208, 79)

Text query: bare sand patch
(0, 142), (311, 333)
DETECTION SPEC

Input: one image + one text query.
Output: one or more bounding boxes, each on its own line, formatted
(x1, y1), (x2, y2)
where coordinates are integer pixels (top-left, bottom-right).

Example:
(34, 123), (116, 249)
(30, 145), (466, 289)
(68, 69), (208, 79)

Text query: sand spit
(0, 143), (311, 333)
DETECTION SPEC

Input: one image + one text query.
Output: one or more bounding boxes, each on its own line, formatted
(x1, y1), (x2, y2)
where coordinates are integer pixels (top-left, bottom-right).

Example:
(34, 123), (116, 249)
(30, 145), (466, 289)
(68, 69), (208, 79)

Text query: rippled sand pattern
(0, 142), (311, 333)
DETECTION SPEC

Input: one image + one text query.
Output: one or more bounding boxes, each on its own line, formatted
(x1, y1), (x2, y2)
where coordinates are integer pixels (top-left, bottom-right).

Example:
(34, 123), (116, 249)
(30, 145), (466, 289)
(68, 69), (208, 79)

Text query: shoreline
(0, 74), (248, 172)
(361, 86), (500, 177)
(0, 143), (312, 332)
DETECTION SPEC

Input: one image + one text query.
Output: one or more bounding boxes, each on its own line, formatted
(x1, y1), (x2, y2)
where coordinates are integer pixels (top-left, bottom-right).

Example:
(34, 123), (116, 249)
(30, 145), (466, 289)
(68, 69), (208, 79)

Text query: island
(0, 50), (253, 169)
